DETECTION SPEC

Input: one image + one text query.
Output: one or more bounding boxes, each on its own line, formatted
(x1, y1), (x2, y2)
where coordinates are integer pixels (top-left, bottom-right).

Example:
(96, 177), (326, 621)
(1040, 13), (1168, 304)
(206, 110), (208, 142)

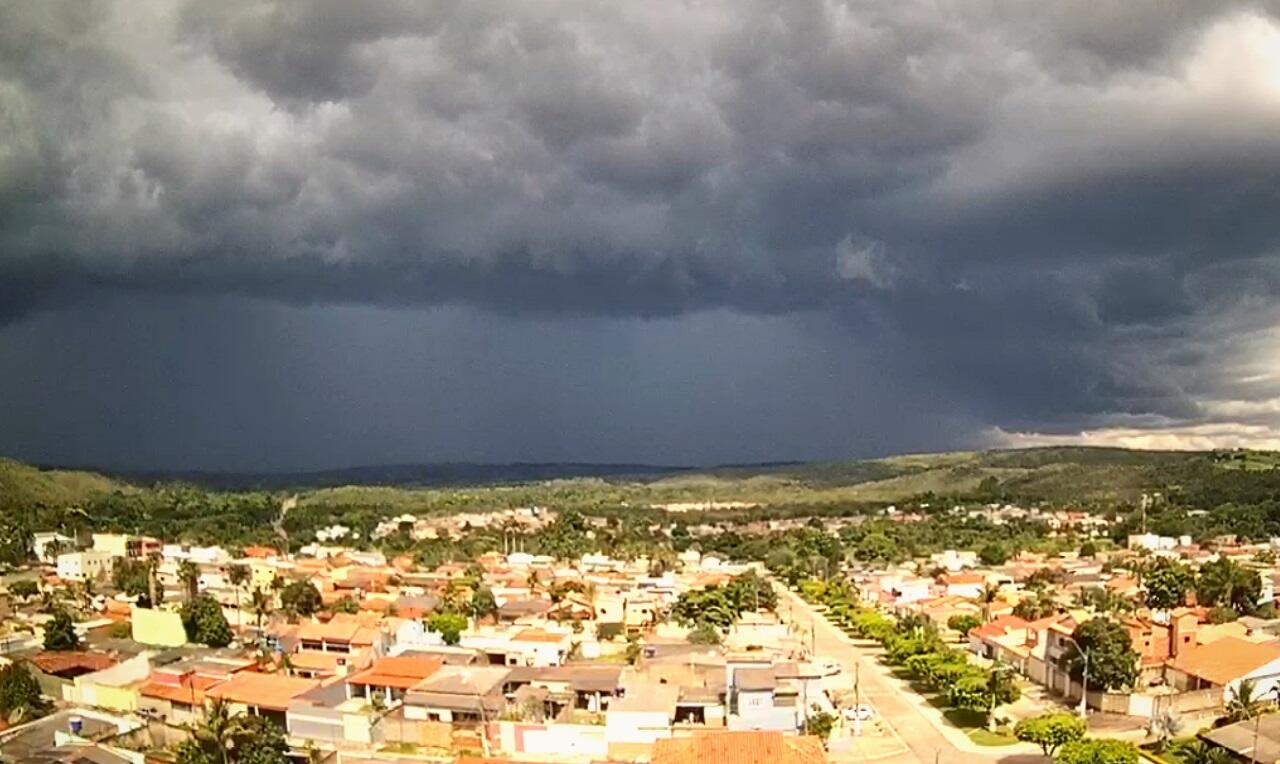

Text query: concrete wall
(498, 721), (608, 757)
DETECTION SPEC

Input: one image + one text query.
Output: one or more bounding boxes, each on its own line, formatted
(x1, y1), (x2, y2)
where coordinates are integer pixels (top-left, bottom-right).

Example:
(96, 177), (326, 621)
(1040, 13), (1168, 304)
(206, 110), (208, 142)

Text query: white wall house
(57, 551), (114, 582)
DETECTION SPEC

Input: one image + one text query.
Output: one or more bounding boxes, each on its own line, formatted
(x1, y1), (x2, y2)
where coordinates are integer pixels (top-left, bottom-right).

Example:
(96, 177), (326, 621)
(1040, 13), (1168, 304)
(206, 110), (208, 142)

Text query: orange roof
(296, 616), (379, 645)
(29, 652), (118, 675)
(242, 546), (279, 558)
(514, 628), (569, 643)
(971, 614), (1029, 640)
(205, 672), (320, 711)
(104, 600), (132, 616)
(349, 656), (444, 689)
(139, 674), (223, 705)
(942, 573), (985, 585)
(1170, 637), (1280, 686)
(652, 731), (827, 764)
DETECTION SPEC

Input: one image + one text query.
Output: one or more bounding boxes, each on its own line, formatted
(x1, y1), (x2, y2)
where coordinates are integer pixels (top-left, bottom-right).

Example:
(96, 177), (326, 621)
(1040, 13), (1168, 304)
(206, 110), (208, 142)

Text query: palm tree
(979, 583), (1001, 622)
(248, 587), (272, 633)
(227, 564), (249, 629)
(1176, 740), (1232, 764)
(1227, 679), (1264, 723)
(145, 552), (161, 608)
(190, 697), (238, 764)
(177, 560), (201, 602)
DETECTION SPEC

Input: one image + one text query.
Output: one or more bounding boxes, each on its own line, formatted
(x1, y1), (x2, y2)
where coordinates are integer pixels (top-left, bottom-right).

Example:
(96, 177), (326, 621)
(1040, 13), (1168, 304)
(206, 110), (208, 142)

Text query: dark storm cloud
(5, 0), (1280, 450)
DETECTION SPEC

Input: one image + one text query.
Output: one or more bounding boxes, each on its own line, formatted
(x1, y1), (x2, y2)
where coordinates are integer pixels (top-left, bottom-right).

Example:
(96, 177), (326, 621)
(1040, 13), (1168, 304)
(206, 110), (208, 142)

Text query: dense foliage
(279, 581), (323, 617)
(1056, 739), (1139, 764)
(670, 571), (776, 629)
(1014, 713), (1086, 756)
(1064, 618), (1137, 692)
(182, 594), (234, 647)
(177, 700), (287, 764)
(0, 662), (48, 722)
(43, 609), (80, 651)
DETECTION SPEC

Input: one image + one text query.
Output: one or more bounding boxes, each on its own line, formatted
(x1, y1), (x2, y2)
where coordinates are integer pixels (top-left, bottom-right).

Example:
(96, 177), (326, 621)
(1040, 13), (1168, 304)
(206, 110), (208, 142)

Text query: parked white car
(843, 704), (876, 721)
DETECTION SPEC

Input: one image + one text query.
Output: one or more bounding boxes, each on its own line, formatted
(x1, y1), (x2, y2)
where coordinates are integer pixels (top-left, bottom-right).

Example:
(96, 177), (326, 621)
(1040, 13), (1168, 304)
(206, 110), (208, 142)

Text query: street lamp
(1060, 634), (1090, 719)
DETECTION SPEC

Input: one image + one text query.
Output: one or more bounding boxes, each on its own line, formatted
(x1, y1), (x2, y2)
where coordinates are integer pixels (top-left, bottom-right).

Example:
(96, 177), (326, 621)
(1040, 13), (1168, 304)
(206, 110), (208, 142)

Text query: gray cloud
(4, 0), (1280, 464)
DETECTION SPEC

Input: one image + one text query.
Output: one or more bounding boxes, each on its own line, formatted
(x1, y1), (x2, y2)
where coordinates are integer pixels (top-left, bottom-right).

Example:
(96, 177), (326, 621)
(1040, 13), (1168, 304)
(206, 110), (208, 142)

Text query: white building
(32, 532), (76, 563)
(57, 551), (115, 582)
(162, 544), (229, 565)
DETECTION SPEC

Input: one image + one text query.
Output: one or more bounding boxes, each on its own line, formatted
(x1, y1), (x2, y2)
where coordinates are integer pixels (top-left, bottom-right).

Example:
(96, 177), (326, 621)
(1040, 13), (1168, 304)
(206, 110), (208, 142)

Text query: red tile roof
(29, 651), (118, 675)
(349, 655), (444, 689)
(205, 672), (320, 711)
(970, 614), (1029, 640)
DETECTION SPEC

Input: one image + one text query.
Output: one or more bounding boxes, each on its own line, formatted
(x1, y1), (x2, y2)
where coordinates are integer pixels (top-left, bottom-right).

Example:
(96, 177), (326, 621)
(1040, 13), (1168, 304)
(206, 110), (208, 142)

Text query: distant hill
(3, 445), (1272, 511)
(0, 457), (126, 508)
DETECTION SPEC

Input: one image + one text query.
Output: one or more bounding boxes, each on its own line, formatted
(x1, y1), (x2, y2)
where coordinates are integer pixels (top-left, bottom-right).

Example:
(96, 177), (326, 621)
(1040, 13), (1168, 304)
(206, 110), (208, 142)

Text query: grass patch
(942, 708), (989, 729)
(968, 729), (1018, 747)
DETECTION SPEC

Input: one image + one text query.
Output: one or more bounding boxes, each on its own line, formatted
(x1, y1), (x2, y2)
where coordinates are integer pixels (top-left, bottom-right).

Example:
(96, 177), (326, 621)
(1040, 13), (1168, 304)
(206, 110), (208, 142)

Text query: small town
(1, 498), (1280, 764)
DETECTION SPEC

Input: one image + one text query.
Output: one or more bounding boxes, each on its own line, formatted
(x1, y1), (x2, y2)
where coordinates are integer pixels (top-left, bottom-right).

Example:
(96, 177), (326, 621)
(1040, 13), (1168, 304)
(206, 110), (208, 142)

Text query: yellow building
(131, 608), (187, 647)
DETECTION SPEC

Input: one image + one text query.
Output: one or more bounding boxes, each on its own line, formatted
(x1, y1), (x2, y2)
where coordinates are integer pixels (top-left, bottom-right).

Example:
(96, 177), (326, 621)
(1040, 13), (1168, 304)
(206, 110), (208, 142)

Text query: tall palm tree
(979, 582), (1001, 622)
(248, 587), (272, 633)
(177, 560), (201, 603)
(227, 564), (249, 629)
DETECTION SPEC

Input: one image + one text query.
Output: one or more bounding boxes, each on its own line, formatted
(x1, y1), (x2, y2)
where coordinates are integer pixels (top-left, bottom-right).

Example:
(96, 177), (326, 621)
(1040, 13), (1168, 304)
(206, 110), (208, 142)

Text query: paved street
(775, 583), (1046, 764)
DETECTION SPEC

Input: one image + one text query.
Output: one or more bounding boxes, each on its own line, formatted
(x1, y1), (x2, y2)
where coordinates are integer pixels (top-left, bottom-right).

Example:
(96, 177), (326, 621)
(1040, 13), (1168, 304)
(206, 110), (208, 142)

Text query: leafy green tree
(0, 662), (49, 722)
(979, 542), (1010, 566)
(43, 609), (80, 651)
(1143, 560), (1194, 610)
(1197, 557), (1261, 614)
(428, 612), (468, 645)
(469, 587), (498, 621)
(8, 580), (38, 600)
(1014, 713), (1086, 757)
(947, 614), (983, 635)
(330, 596), (360, 615)
(113, 559), (158, 607)
(1065, 618), (1137, 692)
(279, 580), (322, 617)
(0, 519), (32, 567)
(804, 708), (837, 741)
(1208, 606), (1239, 624)
(688, 621), (722, 645)
(1055, 739), (1138, 764)
(182, 593), (234, 647)
(855, 533), (897, 564)
(1078, 542), (1098, 559)
(948, 663), (1019, 718)
(1013, 597), (1058, 621)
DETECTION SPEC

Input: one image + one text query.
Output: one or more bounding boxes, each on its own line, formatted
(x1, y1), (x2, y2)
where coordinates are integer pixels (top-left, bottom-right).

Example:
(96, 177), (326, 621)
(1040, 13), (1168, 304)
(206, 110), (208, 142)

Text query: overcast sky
(4, 1), (1280, 471)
